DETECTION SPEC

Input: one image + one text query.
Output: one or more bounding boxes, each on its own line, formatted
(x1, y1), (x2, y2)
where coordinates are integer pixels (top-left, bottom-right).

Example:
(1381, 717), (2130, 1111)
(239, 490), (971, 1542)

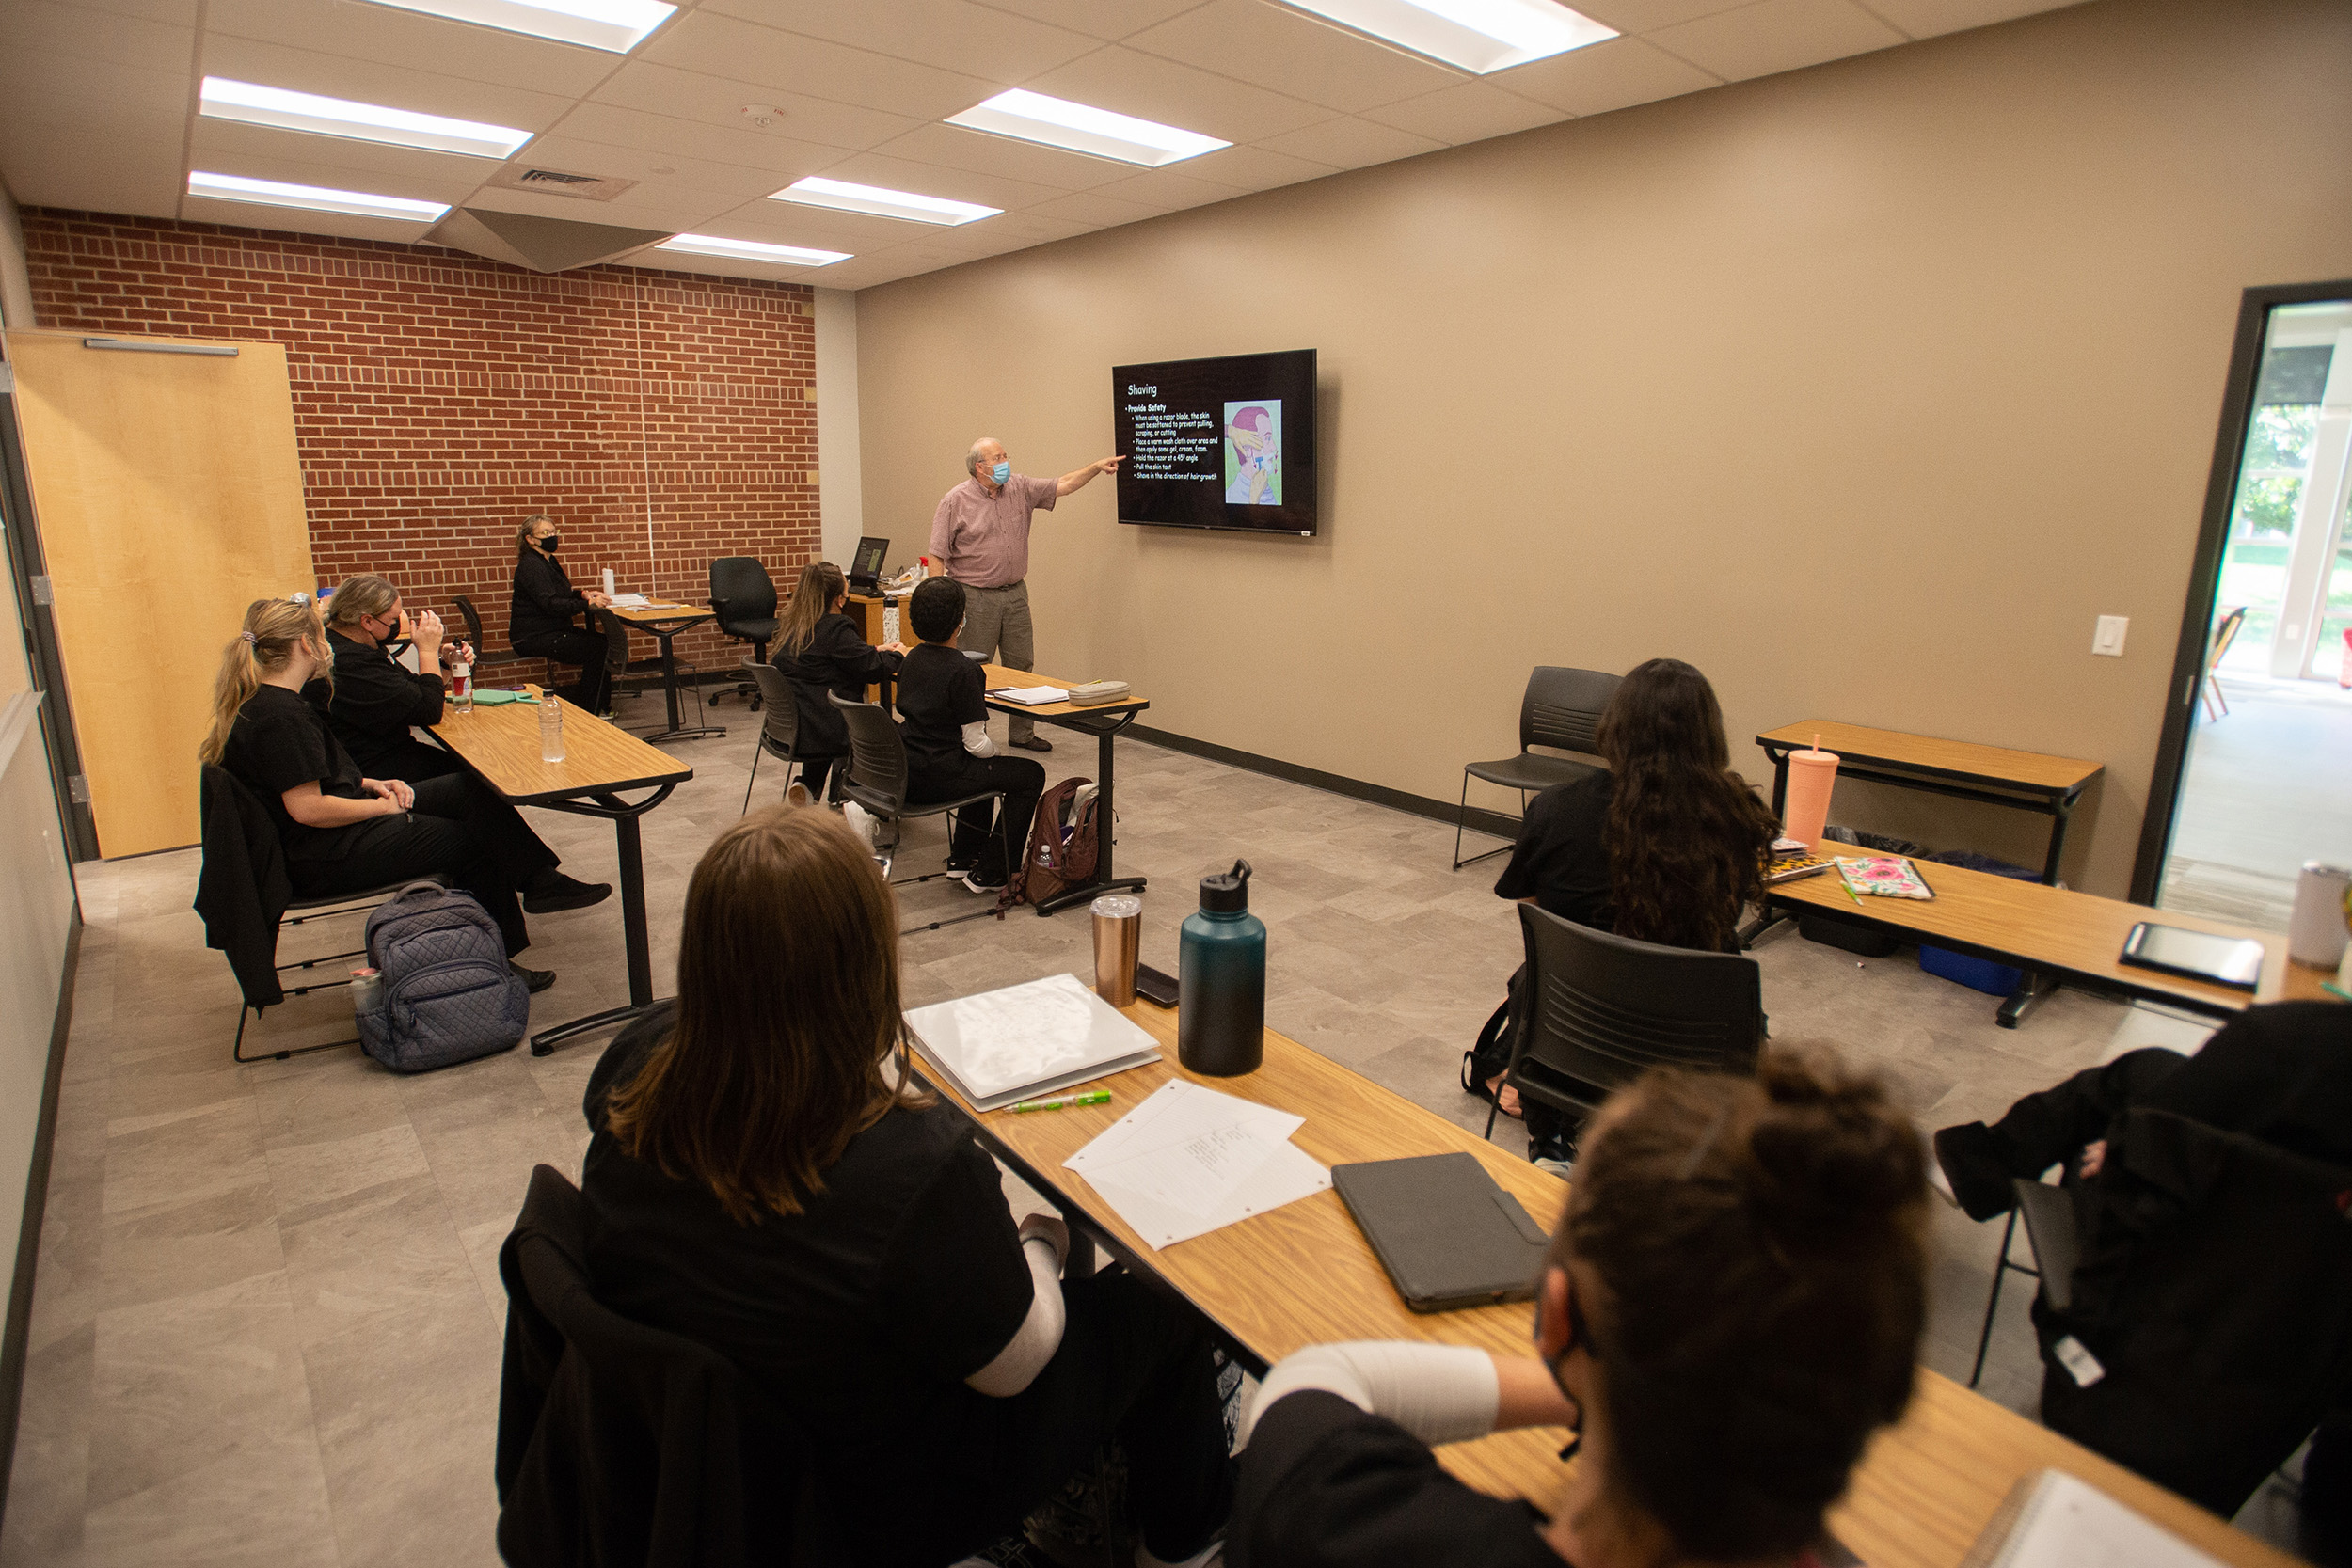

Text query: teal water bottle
(1178, 860), (1264, 1077)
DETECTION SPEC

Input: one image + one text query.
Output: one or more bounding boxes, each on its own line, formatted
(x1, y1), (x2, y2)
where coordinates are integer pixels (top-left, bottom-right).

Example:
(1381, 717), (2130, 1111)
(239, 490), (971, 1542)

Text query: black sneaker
(511, 962), (557, 994)
(1008, 735), (1053, 752)
(945, 855), (979, 874)
(956, 867), (1009, 895)
(523, 874), (612, 914)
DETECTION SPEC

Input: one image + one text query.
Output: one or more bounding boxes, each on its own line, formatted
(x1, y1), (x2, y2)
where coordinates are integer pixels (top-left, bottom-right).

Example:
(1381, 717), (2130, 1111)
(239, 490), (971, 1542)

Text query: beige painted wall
(855, 0), (2352, 898)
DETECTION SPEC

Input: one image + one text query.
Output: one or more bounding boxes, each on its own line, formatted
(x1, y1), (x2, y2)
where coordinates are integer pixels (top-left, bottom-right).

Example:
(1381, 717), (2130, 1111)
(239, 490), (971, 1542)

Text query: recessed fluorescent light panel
(187, 171), (450, 222)
(946, 89), (1230, 168)
(199, 78), (532, 160)
(656, 234), (850, 267)
(1284, 0), (1616, 73)
(356, 0), (676, 54)
(773, 177), (1000, 227)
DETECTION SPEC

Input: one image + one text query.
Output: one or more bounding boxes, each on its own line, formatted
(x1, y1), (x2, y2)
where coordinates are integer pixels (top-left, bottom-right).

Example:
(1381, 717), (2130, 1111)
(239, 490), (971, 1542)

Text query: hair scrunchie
(241, 630), (258, 644)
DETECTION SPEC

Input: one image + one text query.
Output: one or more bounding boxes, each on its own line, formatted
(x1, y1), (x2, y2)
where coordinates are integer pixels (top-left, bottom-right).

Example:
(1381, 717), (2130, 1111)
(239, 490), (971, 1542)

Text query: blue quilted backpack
(358, 881), (530, 1072)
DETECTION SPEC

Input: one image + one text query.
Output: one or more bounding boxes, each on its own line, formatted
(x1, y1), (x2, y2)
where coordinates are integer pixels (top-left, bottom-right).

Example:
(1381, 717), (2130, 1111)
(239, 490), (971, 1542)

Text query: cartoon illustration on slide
(1224, 402), (1281, 506)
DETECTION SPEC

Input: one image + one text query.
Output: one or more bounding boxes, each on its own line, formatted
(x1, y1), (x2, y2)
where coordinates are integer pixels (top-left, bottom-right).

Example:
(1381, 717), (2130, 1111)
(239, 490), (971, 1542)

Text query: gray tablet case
(1332, 1152), (1552, 1314)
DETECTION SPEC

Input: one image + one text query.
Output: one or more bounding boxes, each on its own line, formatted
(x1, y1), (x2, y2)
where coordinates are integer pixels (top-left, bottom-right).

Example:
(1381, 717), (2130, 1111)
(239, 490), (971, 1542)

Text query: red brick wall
(19, 208), (817, 690)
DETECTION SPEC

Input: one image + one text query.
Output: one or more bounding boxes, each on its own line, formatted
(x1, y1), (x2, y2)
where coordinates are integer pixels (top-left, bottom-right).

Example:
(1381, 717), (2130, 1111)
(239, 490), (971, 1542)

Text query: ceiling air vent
(485, 165), (639, 203)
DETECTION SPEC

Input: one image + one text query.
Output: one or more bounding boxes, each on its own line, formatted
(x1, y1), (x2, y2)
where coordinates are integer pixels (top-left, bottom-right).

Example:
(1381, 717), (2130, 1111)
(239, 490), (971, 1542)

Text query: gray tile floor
(0, 694), (2231, 1565)
(2161, 673), (2352, 931)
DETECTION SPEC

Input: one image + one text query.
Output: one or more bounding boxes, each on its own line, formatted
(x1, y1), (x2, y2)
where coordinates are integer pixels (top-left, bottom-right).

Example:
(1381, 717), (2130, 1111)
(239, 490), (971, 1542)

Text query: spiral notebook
(902, 973), (1160, 1111)
(1957, 1470), (2222, 1568)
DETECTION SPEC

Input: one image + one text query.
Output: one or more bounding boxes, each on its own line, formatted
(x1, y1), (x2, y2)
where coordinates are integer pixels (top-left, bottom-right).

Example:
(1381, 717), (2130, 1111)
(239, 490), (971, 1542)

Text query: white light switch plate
(2092, 615), (2129, 657)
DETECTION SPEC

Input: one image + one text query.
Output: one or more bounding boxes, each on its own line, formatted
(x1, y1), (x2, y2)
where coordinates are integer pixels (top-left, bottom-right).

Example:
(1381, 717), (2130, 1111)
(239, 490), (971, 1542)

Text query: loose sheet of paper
(987, 685), (1071, 705)
(1065, 1081), (1329, 1248)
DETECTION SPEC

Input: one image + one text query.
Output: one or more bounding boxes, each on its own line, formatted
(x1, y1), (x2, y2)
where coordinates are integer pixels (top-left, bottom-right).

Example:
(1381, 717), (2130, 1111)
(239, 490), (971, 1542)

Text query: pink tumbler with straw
(1784, 736), (1839, 850)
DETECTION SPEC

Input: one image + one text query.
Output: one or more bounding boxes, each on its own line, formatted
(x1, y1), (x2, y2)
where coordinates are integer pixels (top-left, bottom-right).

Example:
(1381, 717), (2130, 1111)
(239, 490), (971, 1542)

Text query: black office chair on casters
(708, 557), (779, 709)
(828, 693), (1006, 936)
(1454, 667), (1621, 871)
(453, 595), (525, 676)
(1494, 903), (1763, 1150)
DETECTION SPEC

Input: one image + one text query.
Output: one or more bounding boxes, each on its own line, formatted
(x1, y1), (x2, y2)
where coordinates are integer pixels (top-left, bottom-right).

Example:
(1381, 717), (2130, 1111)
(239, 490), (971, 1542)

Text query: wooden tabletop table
(430, 686), (691, 1053)
(979, 661), (1151, 916)
(936, 1001), (2305, 1568)
(1757, 720), (2103, 885)
(1767, 851), (2337, 1022)
(605, 599), (723, 743)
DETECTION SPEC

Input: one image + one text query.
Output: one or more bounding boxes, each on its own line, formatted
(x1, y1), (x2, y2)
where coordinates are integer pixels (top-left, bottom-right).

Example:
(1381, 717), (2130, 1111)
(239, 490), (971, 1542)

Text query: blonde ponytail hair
(199, 598), (327, 766)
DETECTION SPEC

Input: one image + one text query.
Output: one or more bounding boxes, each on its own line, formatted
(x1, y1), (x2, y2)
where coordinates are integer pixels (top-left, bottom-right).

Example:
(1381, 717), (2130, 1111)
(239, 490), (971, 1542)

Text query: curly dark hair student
(911, 575), (966, 643)
(1594, 657), (1779, 951)
(1560, 1050), (1929, 1560)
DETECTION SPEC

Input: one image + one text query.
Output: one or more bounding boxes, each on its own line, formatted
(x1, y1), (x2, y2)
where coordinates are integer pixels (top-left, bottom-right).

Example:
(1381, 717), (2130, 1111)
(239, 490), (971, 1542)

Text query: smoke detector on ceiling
(485, 165), (638, 203)
(741, 104), (779, 128)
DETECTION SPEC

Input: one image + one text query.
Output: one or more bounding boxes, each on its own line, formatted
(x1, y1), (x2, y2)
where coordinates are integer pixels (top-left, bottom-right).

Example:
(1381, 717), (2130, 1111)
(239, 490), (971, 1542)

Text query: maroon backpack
(1004, 777), (1100, 910)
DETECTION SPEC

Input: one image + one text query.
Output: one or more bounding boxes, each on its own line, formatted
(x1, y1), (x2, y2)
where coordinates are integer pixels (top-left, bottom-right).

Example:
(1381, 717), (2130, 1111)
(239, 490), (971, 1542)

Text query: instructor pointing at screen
(928, 436), (1121, 752)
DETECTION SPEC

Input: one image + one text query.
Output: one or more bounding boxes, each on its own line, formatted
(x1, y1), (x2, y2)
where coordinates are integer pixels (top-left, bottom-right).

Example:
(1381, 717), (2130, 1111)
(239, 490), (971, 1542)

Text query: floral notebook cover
(1835, 856), (1935, 900)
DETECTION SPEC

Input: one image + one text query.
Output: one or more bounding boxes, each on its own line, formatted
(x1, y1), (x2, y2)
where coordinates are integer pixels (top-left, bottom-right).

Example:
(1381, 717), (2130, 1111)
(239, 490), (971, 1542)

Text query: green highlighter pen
(1009, 1090), (1112, 1114)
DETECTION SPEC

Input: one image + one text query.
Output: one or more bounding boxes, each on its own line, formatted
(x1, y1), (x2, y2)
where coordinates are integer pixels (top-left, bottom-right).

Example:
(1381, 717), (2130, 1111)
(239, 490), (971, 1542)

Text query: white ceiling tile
(1646, 0), (1905, 82)
(1176, 141), (1340, 192)
(1025, 188), (1167, 226)
(0, 131), (184, 216)
(1858, 0), (2083, 40)
(512, 135), (805, 203)
(1568, 0), (1756, 30)
(637, 248), (850, 283)
(187, 144), (485, 202)
(865, 123), (1135, 191)
(202, 0), (615, 97)
(693, 0), (1101, 84)
(1359, 81), (1568, 144)
(1021, 44), (1336, 143)
(1490, 35), (1717, 113)
(67, 0), (199, 24)
(197, 36), (579, 129)
(969, 0), (1216, 41)
(798, 150), (1073, 212)
(1085, 165), (1247, 213)
(589, 60), (925, 153)
(455, 185), (721, 230)
(189, 116), (506, 182)
(786, 253), (914, 290)
(180, 195), (452, 243)
(1122, 0), (1462, 114)
(933, 208), (1092, 248)
(543, 103), (845, 182)
(11, 0), (192, 72)
(634, 10), (999, 121)
(1257, 115), (1444, 170)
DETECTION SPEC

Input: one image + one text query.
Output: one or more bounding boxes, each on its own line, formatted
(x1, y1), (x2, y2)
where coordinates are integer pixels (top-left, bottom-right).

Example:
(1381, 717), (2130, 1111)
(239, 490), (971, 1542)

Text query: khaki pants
(960, 579), (1037, 743)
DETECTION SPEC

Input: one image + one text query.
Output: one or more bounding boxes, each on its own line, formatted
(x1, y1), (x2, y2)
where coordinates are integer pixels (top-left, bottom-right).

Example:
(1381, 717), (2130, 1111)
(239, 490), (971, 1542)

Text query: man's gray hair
(965, 437), (1001, 476)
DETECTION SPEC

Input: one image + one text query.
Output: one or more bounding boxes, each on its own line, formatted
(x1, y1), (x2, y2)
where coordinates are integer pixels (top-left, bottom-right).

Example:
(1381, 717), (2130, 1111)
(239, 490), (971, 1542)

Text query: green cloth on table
(469, 688), (539, 705)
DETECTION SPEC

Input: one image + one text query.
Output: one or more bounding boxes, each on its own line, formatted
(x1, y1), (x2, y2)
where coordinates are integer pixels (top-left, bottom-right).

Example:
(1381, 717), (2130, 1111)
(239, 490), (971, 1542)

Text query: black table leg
(2040, 793), (2078, 885)
(530, 787), (673, 1053)
(1770, 751), (1790, 818)
(658, 631), (682, 734)
(1996, 971), (2056, 1029)
(1032, 712), (1146, 916)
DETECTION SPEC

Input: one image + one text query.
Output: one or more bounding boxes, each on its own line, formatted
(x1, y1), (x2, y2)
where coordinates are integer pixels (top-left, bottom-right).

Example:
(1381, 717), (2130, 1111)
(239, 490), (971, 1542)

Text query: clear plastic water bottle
(539, 694), (565, 762)
(1178, 860), (1265, 1077)
(451, 660), (473, 715)
(349, 967), (379, 1018)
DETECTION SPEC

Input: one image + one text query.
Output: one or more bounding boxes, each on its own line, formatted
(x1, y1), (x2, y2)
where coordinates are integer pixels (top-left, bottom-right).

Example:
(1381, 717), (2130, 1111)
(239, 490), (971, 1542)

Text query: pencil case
(1065, 681), (1131, 705)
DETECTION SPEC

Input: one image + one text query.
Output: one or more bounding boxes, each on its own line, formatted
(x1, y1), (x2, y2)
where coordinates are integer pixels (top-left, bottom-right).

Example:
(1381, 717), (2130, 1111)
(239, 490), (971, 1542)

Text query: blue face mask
(991, 460), (1011, 484)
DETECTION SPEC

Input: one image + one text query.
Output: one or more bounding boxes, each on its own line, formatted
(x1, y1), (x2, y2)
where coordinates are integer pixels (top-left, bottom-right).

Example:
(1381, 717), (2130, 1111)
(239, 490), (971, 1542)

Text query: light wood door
(7, 331), (314, 856)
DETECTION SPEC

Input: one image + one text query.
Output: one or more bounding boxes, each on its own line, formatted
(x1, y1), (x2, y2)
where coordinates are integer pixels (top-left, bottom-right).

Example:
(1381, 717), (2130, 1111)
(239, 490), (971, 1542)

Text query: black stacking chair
(196, 765), (446, 1063)
(1977, 1110), (2352, 1518)
(1454, 666), (1622, 870)
(829, 693), (1005, 934)
(741, 664), (813, 814)
(1496, 903), (1763, 1146)
(709, 557), (780, 709)
(495, 1164), (832, 1567)
(453, 595), (525, 675)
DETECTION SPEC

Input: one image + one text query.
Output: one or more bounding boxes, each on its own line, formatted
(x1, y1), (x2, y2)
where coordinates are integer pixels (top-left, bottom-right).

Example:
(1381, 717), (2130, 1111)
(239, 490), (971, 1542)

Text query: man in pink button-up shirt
(928, 436), (1121, 751)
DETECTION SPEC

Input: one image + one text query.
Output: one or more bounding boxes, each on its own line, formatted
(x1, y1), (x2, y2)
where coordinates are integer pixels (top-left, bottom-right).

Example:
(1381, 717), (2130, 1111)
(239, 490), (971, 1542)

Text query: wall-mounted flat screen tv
(1113, 350), (1317, 536)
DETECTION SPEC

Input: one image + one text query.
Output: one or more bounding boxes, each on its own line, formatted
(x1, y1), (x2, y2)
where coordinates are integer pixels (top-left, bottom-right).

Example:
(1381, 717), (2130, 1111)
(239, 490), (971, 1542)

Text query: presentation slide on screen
(1114, 350), (1315, 535)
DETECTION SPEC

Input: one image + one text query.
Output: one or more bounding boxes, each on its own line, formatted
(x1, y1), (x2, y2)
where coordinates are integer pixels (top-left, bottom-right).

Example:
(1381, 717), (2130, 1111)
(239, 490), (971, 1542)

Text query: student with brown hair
(1476, 658), (1779, 1147)
(314, 574), (609, 913)
(201, 597), (558, 990)
(768, 560), (904, 804)
(579, 806), (1232, 1567)
(1232, 1051), (1928, 1568)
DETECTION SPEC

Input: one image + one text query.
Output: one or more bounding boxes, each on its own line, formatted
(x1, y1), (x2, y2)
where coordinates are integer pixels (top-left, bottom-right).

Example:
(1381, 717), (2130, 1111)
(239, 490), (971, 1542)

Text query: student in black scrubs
(508, 514), (612, 716)
(767, 560), (904, 804)
(313, 574), (610, 914)
(580, 806), (1232, 1568)
(1232, 1051), (1927, 1568)
(199, 597), (558, 990)
(1478, 658), (1780, 1140)
(895, 577), (1044, 894)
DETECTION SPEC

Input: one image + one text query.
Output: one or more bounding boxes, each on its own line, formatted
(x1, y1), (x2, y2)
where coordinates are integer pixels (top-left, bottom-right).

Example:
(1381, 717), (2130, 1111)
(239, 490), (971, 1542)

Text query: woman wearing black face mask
(1228, 1051), (1927, 1568)
(509, 514), (613, 715)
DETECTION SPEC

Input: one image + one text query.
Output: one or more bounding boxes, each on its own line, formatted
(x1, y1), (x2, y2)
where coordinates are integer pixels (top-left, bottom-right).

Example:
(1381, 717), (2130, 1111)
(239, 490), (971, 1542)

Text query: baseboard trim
(1125, 725), (1523, 844)
(0, 908), (82, 1541)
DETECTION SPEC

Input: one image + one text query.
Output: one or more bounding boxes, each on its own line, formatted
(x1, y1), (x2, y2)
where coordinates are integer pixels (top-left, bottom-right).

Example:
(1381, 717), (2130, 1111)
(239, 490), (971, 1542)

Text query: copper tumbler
(1091, 895), (1142, 1006)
